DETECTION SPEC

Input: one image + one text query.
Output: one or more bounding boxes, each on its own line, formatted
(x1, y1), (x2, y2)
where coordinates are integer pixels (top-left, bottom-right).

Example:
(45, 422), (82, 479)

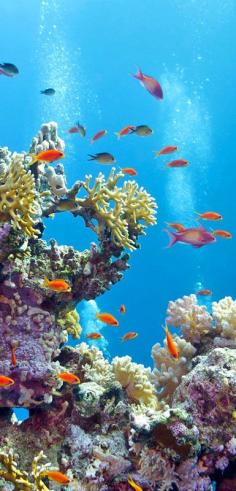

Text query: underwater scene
(0, 0), (236, 489)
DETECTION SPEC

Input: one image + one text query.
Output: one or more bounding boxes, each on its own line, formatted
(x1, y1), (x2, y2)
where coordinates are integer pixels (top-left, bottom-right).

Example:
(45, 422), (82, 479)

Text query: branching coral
(112, 356), (159, 408)
(167, 294), (213, 344)
(0, 157), (40, 237)
(151, 335), (196, 402)
(0, 450), (52, 491)
(212, 297), (236, 341)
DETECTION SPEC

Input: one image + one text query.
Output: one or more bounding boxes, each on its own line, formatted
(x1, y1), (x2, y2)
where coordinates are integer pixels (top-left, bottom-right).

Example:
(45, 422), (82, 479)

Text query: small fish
(96, 312), (119, 326)
(166, 222), (186, 233)
(130, 125), (153, 136)
(165, 226), (216, 248)
(88, 152), (115, 164)
(55, 199), (79, 212)
(40, 88), (55, 95)
(196, 211), (222, 221)
(43, 277), (71, 293)
(10, 346), (17, 367)
(119, 304), (126, 314)
(76, 121), (86, 137)
(166, 159), (189, 168)
(0, 375), (15, 387)
(43, 470), (70, 485)
(86, 332), (103, 340)
(121, 167), (138, 176)
(211, 229), (232, 239)
(0, 63), (19, 77)
(154, 145), (178, 157)
(196, 289), (212, 296)
(30, 149), (64, 165)
(58, 372), (80, 384)
(115, 125), (135, 138)
(90, 129), (107, 143)
(132, 67), (163, 100)
(122, 332), (139, 342)
(165, 324), (179, 359)
(128, 475), (143, 491)
(68, 126), (80, 134)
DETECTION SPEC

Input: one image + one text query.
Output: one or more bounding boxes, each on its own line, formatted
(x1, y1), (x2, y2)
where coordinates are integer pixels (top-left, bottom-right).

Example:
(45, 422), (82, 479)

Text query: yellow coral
(57, 308), (82, 339)
(0, 157), (39, 237)
(112, 355), (159, 408)
(0, 449), (51, 490)
(76, 168), (157, 250)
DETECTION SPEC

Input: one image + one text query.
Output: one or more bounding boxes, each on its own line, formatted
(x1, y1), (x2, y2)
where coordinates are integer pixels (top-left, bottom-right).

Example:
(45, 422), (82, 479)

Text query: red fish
(90, 130), (107, 143)
(165, 226), (216, 248)
(43, 471), (70, 485)
(166, 222), (186, 233)
(30, 149), (64, 165)
(68, 126), (80, 134)
(86, 332), (103, 340)
(58, 372), (80, 384)
(0, 375), (15, 387)
(165, 324), (179, 359)
(96, 312), (119, 326)
(211, 229), (232, 239)
(132, 68), (163, 100)
(122, 332), (138, 342)
(121, 167), (137, 176)
(10, 346), (17, 367)
(119, 304), (126, 314)
(166, 159), (189, 168)
(196, 289), (212, 296)
(115, 126), (135, 138)
(155, 145), (178, 157)
(196, 211), (222, 221)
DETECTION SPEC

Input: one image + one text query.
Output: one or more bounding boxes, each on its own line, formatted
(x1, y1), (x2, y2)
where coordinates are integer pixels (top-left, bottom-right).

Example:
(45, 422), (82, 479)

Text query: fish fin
(40, 90), (45, 94)
(193, 244), (204, 248)
(164, 229), (178, 248)
(28, 154), (38, 165)
(193, 211), (200, 220)
(43, 277), (50, 288)
(153, 150), (160, 158)
(132, 67), (143, 80)
(129, 127), (136, 133)
(114, 132), (120, 139)
(88, 154), (96, 160)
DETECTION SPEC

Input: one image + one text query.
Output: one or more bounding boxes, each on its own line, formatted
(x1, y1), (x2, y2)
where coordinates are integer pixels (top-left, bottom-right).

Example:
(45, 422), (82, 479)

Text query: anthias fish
(115, 125), (135, 138)
(165, 324), (179, 359)
(10, 346), (17, 367)
(43, 278), (71, 293)
(58, 372), (80, 384)
(211, 229), (232, 239)
(43, 470), (70, 485)
(40, 88), (55, 95)
(132, 67), (163, 100)
(130, 125), (153, 136)
(96, 312), (119, 326)
(119, 304), (126, 314)
(128, 475), (143, 491)
(0, 375), (15, 387)
(166, 222), (186, 233)
(0, 63), (19, 77)
(121, 167), (137, 176)
(30, 149), (64, 165)
(165, 226), (216, 248)
(166, 159), (189, 168)
(68, 126), (80, 134)
(122, 332), (138, 341)
(196, 289), (212, 296)
(90, 129), (107, 143)
(86, 332), (103, 339)
(88, 152), (115, 164)
(155, 145), (178, 157)
(196, 211), (222, 220)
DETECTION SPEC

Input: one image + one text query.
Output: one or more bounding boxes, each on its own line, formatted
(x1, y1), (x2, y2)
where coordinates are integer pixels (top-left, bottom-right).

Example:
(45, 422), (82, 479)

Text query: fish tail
(132, 67), (143, 80)
(129, 127), (136, 133)
(88, 154), (96, 160)
(28, 154), (38, 165)
(194, 211), (200, 220)
(114, 132), (120, 139)
(43, 277), (50, 288)
(164, 229), (178, 248)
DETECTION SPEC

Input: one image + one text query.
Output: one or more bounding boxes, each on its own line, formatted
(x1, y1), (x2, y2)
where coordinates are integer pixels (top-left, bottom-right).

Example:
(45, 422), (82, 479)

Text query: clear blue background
(1, 0), (236, 370)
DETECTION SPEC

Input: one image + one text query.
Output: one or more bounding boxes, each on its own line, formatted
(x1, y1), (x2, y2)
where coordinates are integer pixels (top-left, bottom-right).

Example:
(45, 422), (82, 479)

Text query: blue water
(1, 0), (236, 370)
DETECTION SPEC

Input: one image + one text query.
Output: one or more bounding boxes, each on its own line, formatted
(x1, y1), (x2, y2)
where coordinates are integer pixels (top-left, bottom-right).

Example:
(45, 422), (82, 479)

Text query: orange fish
(96, 312), (119, 326)
(115, 125), (135, 138)
(30, 149), (64, 165)
(196, 289), (212, 296)
(166, 159), (189, 168)
(10, 346), (17, 367)
(119, 304), (126, 314)
(90, 129), (107, 143)
(58, 372), (81, 384)
(121, 167), (138, 176)
(166, 222), (186, 233)
(128, 475), (143, 491)
(86, 332), (103, 340)
(0, 375), (15, 387)
(196, 211), (222, 221)
(43, 277), (71, 293)
(165, 324), (179, 359)
(155, 145), (178, 157)
(43, 470), (70, 485)
(122, 332), (138, 342)
(211, 229), (232, 239)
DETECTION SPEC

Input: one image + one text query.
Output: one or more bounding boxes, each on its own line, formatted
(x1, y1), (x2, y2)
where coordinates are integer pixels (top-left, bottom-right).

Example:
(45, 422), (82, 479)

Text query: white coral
(167, 294), (212, 343)
(212, 297), (236, 340)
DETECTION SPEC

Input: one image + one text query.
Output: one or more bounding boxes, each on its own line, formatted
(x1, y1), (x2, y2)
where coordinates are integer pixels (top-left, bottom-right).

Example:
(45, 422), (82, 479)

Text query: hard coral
(0, 157), (39, 237)
(212, 297), (236, 341)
